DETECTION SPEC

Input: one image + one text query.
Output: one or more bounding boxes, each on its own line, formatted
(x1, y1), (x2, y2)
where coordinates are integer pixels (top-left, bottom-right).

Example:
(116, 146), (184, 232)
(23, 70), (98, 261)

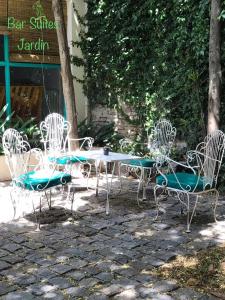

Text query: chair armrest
(155, 155), (203, 192)
(69, 137), (94, 151)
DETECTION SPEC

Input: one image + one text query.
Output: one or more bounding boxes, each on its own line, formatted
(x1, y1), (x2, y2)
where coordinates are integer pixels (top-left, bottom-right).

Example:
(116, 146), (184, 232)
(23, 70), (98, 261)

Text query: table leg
(105, 161), (110, 215)
(95, 160), (100, 196)
(109, 162), (116, 193)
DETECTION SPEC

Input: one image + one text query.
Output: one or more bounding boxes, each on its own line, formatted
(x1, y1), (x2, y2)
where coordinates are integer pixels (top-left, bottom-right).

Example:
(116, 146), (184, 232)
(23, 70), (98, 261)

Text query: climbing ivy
(73, 0), (225, 148)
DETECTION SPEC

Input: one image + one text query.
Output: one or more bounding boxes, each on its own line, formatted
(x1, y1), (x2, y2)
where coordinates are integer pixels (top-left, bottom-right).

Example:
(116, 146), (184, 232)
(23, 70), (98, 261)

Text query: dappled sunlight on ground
(0, 176), (224, 298)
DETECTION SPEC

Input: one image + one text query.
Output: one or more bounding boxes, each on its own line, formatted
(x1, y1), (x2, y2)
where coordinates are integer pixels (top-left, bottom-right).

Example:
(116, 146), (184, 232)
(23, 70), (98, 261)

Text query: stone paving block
(41, 291), (65, 299)
(79, 277), (100, 288)
(64, 286), (88, 297)
(114, 267), (138, 277)
(26, 283), (56, 296)
(36, 258), (56, 267)
(84, 266), (101, 276)
(95, 272), (114, 283)
(10, 235), (28, 244)
(2, 243), (22, 253)
(22, 241), (44, 250)
(111, 278), (139, 289)
(50, 263), (74, 275)
(154, 251), (178, 262)
(151, 280), (178, 293)
(135, 274), (157, 284)
(13, 274), (37, 286)
(101, 284), (123, 296)
(48, 276), (73, 289)
(0, 249), (10, 258)
(0, 261), (11, 271)
(35, 268), (56, 280)
(67, 271), (85, 282)
(0, 282), (17, 296)
(69, 258), (88, 269)
(3, 291), (35, 299)
(113, 288), (139, 299)
(139, 286), (158, 298)
(2, 255), (23, 265)
(88, 294), (109, 300)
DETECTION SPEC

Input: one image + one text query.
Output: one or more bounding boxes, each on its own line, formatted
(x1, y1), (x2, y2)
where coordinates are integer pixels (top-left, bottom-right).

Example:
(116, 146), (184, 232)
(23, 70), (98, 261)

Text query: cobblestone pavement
(0, 177), (225, 299)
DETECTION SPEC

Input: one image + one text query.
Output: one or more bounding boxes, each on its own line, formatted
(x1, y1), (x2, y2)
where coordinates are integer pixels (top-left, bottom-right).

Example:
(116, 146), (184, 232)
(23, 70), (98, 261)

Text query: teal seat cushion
(16, 170), (71, 191)
(156, 172), (206, 192)
(49, 155), (88, 165)
(122, 158), (156, 168)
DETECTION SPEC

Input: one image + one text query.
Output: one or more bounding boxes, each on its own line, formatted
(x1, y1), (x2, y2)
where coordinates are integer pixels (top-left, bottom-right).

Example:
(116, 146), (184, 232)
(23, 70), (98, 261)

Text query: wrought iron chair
(40, 113), (94, 186)
(154, 130), (225, 232)
(2, 128), (73, 229)
(120, 119), (176, 204)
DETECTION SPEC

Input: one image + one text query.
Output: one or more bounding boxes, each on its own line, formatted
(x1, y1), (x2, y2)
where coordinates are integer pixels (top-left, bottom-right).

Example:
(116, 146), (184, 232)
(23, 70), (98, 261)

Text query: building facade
(0, 0), (87, 123)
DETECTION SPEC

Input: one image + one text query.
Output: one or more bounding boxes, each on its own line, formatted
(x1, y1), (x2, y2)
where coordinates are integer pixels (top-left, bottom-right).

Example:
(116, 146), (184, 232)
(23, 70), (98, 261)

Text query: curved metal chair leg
(70, 186), (76, 214)
(137, 168), (144, 207)
(186, 193), (198, 233)
(154, 185), (161, 220)
(10, 187), (17, 219)
(86, 163), (92, 190)
(118, 162), (122, 193)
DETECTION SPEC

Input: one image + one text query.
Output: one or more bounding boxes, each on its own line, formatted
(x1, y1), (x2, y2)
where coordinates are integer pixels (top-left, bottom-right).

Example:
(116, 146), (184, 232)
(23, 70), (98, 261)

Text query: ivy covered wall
(74, 0), (225, 147)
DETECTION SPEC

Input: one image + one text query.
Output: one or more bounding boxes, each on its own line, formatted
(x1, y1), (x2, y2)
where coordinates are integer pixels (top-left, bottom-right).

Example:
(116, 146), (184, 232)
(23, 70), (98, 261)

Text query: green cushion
(16, 170), (71, 191)
(123, 158), (156, 168)
(156, 172), (206, 192)
(49, 155), (88, 165)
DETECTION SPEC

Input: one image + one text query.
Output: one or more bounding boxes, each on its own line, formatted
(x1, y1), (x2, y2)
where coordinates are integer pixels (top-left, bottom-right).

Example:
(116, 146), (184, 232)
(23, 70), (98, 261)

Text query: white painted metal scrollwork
(154, 129), (225, 232)
(40, 113), (71, 156)
(40, 113), (94, 187)
(2, 128), (73, 230)
(120, 119), (176, 204)
(148, 119), (176, 159)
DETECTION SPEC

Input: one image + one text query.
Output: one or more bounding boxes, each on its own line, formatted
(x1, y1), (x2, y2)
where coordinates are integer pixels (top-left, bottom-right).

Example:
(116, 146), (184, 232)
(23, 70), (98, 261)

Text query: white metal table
(71, 149), (139, 214)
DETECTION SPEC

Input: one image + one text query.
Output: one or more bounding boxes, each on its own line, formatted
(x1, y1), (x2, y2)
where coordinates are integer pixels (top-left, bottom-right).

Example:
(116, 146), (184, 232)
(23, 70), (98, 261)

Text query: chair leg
(154, 185), (161, 220)
(213, 189), (219, 222)
(185, 194), (198, 233)
(10, 186), (17, 219)
(45, 191), (52, 210)
(86, 163), (92, 190)
(118, 162), (122, 193)
(142, 169), (147, 200)
(68, 184), (76, 213)
(137, 168), (144, 206)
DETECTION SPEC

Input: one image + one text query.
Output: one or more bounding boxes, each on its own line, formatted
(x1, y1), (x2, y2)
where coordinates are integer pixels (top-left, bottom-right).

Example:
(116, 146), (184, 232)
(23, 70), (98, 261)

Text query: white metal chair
(120, 119), (176, 205)
(40, 113), (94, 185)
(154, 130), (225, 232)
(2, 128), (73, 229)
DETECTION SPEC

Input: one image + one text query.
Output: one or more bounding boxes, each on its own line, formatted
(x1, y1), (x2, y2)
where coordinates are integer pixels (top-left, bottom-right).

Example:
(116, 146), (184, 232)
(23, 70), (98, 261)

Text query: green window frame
(0, 35), (61, 117)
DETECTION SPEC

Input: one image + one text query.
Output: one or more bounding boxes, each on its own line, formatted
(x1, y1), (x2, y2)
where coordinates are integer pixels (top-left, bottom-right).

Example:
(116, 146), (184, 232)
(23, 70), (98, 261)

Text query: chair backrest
(196, 130), (225, 187)
(2, 128), (30, 179)
(40, 113), (71, 155)
(149, 119), (176, 157)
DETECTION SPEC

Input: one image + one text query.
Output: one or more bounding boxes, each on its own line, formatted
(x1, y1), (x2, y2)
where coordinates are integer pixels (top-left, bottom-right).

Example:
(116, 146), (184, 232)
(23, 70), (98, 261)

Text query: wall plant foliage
(73, 0), (225, 148)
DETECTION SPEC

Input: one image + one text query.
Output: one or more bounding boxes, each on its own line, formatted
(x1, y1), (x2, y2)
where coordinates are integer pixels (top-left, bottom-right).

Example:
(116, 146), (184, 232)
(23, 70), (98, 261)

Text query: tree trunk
(52, 0), (79, 148)
(208, 0), (222, 133)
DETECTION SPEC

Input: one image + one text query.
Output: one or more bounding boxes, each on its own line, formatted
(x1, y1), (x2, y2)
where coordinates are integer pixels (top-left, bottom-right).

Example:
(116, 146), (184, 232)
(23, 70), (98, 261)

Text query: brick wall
(91, 104), (140, 138)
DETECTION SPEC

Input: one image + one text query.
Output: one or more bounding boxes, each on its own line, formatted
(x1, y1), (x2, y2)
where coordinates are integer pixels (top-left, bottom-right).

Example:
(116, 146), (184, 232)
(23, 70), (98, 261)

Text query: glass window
(10, 67), (64, 120)
(0, 36), (4, 61)
(0, 67), (6, 111)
